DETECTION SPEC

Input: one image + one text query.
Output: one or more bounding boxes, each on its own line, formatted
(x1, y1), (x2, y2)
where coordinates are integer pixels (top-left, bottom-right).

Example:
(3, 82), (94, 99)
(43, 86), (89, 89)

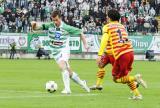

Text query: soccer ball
(45, 81), (58, 93)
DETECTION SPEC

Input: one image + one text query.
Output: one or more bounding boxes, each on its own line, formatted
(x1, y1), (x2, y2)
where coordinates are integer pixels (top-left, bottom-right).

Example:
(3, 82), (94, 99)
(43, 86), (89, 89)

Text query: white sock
(62, 70), (71, 92)
(71, 72), (83, 86)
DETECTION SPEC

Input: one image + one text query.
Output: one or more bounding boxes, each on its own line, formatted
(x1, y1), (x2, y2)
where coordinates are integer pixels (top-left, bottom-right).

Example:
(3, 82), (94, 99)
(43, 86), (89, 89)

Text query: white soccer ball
(45, 81), (58, 93)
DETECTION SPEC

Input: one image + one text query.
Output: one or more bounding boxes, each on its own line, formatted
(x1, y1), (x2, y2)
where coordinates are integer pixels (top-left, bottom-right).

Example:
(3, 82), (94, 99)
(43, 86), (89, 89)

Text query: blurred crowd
(0, 0), (159, 34)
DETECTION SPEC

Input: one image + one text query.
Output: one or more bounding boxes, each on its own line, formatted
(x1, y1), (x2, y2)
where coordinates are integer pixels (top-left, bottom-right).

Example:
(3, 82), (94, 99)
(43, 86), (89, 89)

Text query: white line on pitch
(0, 94), (98, 99)
(0, 89), (98, 99)
(0, 90), (45, 94)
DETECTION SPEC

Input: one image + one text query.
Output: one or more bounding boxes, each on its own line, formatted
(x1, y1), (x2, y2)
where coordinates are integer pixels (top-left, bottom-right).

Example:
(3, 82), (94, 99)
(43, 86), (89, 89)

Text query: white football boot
(81, 80), (90, 92)
(128, 95), (143, 100)
(135, 74), (147, 88)
(61, 89), (71, 94)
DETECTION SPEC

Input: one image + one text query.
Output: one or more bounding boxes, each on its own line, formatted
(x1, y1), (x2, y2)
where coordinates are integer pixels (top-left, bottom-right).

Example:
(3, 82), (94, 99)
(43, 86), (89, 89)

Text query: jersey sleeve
(35, 22), (54, 30)
(98, 25), (109, 56)
(41, 22), (55, 30)
(64, 24), (82, 36)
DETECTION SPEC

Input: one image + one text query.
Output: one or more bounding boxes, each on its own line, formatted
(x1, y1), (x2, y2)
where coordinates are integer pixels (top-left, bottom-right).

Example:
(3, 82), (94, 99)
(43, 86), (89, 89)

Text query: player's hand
(31, 21), (37, 31)
(96, 56), (101, 65)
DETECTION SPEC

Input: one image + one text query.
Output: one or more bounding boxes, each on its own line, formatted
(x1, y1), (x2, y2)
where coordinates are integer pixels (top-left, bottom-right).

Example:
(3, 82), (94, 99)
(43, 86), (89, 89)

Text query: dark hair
(108, 9), (121, 21)
(51, 10), (61, 18)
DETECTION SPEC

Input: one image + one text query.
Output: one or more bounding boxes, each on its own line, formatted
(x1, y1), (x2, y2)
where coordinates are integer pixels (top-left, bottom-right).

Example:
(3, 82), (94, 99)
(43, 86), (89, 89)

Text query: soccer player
(9, 42), (17, 59)
(31, 10), (90, 94)
(90, 47), (139, 91)
(98, 9), (147, 100)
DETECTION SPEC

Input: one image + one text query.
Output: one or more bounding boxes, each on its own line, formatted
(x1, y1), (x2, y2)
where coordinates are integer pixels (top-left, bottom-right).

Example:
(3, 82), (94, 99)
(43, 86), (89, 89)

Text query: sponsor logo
(18, 37), (26, 46)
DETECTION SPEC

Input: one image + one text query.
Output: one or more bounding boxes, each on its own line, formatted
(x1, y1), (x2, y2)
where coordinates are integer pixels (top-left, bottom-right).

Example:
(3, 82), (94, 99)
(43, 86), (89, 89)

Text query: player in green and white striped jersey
(31, 10), (90, 94)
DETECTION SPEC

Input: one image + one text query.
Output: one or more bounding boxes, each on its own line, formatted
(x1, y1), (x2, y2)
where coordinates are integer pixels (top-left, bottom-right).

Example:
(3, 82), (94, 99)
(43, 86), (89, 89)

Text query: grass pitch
(0, 59), (159, 108)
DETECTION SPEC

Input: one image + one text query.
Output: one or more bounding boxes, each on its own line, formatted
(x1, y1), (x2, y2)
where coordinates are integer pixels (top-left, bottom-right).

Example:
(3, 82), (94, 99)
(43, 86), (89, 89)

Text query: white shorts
(53, 47), (70, 66)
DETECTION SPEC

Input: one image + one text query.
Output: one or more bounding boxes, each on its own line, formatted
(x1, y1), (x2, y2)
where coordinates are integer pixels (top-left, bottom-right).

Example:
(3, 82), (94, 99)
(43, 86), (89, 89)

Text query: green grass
(0, 59), (160, 108)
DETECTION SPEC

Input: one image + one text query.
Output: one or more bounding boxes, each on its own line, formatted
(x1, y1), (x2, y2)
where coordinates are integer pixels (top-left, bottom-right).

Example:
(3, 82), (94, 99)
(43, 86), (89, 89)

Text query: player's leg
(9, 51), (12, 59)
(58, 52), (77, 89)
(114, 77), (142, 99)
(90, 54), (114, 90)
(90, 67), (105, 90)
(113, 52), (147, 88)
(90, 54), (108, 90)
(113, 52), (135, 84)
(96, 68), (105, 88)
(112, 52), (144, 99)
(59, 49), (90, 93)
(53, 49), (71, 94)
(68, 64), (90, 92)
(57, 59), (71, 94)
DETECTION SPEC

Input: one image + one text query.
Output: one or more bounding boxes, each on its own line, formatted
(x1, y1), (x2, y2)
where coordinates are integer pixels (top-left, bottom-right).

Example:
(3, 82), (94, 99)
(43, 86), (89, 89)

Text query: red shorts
(98, 54), (115, 68)
(112, 52), (134, 79)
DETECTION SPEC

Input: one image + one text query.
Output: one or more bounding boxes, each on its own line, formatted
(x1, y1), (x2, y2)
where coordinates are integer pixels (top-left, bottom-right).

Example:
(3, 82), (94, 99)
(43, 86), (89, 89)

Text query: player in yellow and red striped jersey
(90, 37), (139, 91)
(97, 9), (147, 100)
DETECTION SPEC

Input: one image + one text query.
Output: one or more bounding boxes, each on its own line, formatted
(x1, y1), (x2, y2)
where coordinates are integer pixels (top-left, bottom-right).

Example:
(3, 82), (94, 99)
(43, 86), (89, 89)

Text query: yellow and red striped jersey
(98, 21), (133, 59)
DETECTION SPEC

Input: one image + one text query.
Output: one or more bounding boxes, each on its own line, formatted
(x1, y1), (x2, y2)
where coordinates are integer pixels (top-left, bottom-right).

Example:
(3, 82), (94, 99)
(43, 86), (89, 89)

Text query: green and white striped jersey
(39, 21), (82, 57)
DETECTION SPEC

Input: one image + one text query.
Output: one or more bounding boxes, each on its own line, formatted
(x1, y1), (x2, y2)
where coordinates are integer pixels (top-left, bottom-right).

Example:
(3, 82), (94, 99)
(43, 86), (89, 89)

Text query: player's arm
(80, 33), (89, 51)
(98, 27), (109, 56)
(65, 24), (89, 50)
(31, 21), (52, 31)
(65, 24), (82, 35)
(97, 26), (109, 63)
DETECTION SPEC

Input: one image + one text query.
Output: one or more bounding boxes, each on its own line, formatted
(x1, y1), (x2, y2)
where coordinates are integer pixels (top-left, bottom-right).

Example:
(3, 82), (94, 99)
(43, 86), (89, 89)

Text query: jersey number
(117, 29), (124, 43)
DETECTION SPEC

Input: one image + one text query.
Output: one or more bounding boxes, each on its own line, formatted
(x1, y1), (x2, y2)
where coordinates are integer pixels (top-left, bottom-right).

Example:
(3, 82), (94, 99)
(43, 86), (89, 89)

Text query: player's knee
(59, 66), (65, 71)
(98, 63), (105, 68)
(98, 64), (103, 68)
(58, 61), (67, 71)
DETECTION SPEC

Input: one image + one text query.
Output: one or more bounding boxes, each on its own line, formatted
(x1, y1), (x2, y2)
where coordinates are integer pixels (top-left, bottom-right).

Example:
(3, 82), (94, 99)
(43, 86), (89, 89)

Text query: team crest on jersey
(55, 31), (62, 40)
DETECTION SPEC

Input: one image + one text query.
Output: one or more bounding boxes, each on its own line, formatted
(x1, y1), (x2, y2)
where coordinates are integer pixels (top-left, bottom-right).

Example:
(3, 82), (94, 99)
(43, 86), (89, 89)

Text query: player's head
(51, 10), (61, 27)
(107, 9), (120, 22)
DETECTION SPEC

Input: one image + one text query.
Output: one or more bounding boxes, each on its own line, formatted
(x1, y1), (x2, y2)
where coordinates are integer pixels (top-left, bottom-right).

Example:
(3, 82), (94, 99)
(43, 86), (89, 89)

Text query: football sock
(71, 72), (83, 86)
(96, 68), (105, 86)
(62, 70), (71, 92)
(127, 82), (140, 96)
(96, 78), (103, 87)
(115, 75), (135, 84)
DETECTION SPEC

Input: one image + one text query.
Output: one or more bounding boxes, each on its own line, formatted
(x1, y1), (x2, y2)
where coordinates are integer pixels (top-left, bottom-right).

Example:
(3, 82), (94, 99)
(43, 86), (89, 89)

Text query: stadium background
(0, 1), (160, 108)
(0, 0), (160, 60)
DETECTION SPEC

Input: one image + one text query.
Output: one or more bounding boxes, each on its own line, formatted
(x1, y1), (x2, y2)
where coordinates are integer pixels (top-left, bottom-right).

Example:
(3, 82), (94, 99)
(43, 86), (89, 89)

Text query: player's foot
(61, 89), (71, 94)
(135, 74), (147, 88)
(81, 80), (90, 92)
(128, 95), (143, 100)
(90, 85), (103, 91)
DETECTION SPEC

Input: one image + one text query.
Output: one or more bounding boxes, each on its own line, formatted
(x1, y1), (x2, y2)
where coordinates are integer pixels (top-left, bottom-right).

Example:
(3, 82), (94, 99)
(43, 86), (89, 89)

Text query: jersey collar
(109, 21), (119, 23)
(59, 21), (64, 28)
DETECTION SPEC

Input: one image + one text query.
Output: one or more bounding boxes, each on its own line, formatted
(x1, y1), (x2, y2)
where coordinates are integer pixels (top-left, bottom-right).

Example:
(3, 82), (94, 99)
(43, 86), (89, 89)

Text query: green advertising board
(129, 36), (154, 53)
(69, 37), (82, 53)
(28, 33), (82, 53)
(28, 33), (158, 54)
